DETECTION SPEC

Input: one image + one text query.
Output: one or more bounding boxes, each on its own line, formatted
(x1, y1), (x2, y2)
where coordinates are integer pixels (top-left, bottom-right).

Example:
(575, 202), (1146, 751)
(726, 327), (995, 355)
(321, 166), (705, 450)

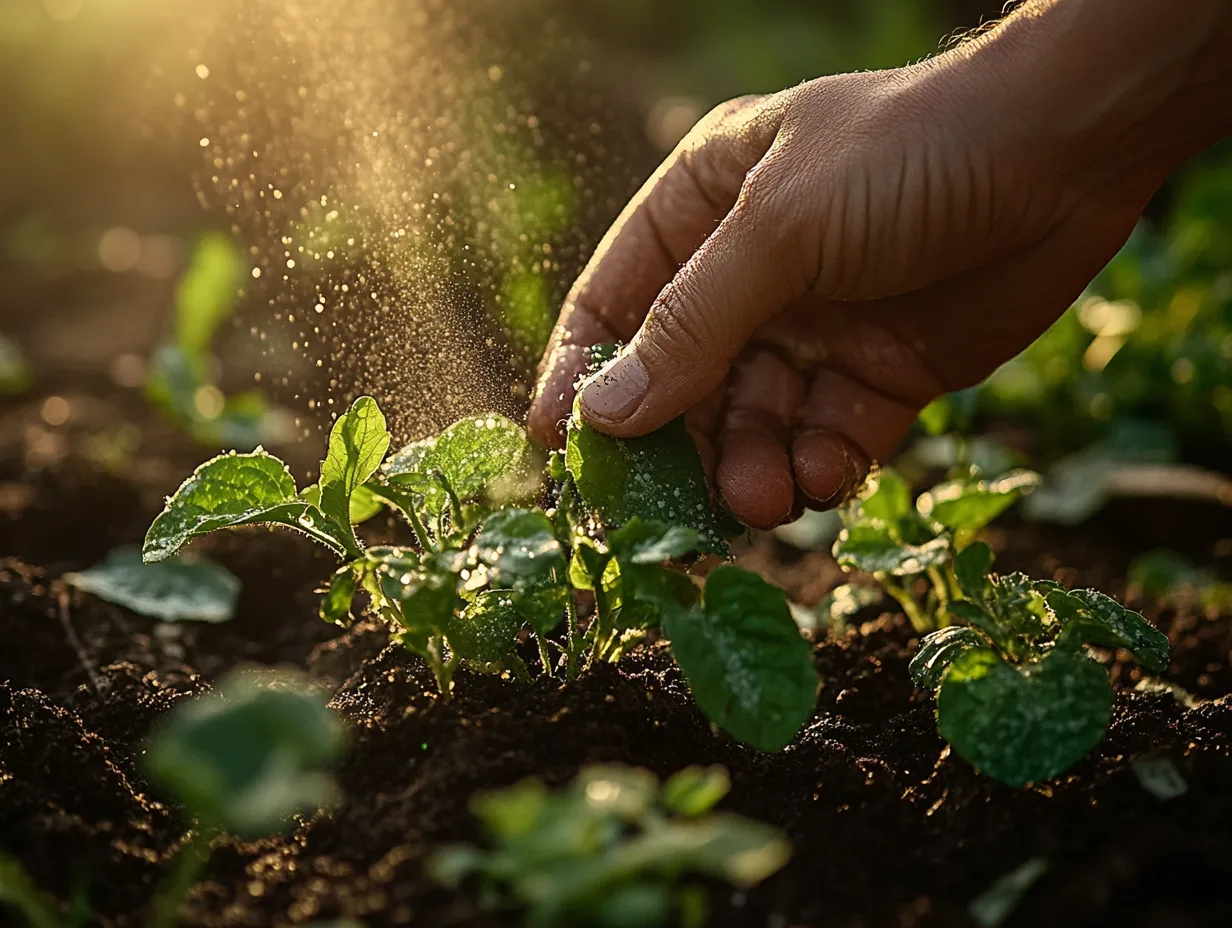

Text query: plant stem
(879, 575), (933, 634)
(434, 471), (465, 536)
(403, 502), (436, 553)
(506, 652), (532, 684)
(927, 566), (952, 626)
(536, 633), (554, 678)
(147, 828), (214, 928)
(564, 593), (581, 681)
(424, 635), (457, 697)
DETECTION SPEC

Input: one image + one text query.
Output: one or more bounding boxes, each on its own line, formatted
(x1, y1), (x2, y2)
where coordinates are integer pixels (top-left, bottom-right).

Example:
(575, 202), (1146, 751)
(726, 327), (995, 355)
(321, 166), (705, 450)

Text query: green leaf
(320, 565), (359, 624)
(474, 508), (565, 590)
(916, 396), (951, 437)
(1128, 549), (1207, 598)
(909, 625), (989, 690)
(610, 561), (699, 631)
(514, 584), (570, 636)
(566, 404), (728, 557)
(859, 469), (912, 523)
(64, 546), (239, 624)
(947, 600), (1006, 645)
(569, 540), (609, 592)
(936, 645), (1114, 787)
(988, 573), (1049, 642)
(318, 397), (390, 549)
(301, 482), (385, 525)
(144, 671), (344, 838)
(143, 451), (352, 562)
(607, 519), (700, 565)
(664, 566), (817, 752)
(1045, 588), (1171, 674)
(661, 766), (730, 818)
(174, 231), (245, 361)
(917, 469), (1041, 533)
(969, 857), (1050, 928)
(953, 542), (994, 602)
(368, 548), (462, 640)
(577, 765), (660, 819)
(448, 590), (524, 663)
(833, 523), (950, 576)
(383, 414), (540, 522)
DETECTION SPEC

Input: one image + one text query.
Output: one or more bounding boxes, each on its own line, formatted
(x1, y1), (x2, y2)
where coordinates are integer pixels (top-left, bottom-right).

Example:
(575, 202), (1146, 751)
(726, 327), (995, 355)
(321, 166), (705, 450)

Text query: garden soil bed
(3, 385), (1231, 928)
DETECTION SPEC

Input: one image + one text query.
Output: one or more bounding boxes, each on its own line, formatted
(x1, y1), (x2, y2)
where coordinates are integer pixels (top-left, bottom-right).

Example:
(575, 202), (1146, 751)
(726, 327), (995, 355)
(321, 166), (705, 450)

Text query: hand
(528, 2), (1230, 530)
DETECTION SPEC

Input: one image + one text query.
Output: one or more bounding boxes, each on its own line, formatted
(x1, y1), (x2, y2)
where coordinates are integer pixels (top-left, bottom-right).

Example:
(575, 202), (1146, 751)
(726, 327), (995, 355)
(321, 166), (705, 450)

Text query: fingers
(577, 140), (815, 438)
(715, 351), (805, 529)
(527, 95), (780, 447)
(792, 368), (921, 508)
(783, 197), (1147, 511)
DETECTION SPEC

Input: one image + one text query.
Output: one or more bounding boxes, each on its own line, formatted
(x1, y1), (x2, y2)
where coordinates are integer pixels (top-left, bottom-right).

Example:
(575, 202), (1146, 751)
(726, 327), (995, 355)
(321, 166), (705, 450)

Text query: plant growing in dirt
(144, 383), (819, 752)
(146, 232), (285, 449)
(0, 672), (343, 928)
(909, 541), (1171, 786)
(431, 763), (789, 928)
(142, 671), (344, 927)
(832, 466), (1039, 631)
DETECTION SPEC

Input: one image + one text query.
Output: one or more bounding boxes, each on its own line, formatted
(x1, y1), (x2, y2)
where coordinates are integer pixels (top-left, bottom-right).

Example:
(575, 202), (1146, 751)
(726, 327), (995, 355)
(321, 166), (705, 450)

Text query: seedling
(143, 671), (344, 928)
(909, 542), (1170, 786)
(144, 387), (820, 752)
(832, 466), (1039, 632)
(0, 672), (343, 928)
(431, 764), (790, 928)
(146, 232), (285, 450)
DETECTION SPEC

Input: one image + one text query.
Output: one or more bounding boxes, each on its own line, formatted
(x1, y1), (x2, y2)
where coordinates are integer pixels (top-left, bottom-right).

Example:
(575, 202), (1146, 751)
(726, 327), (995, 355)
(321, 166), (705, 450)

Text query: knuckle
(734, 155), (820, 287)
(643, 283), (711, 361)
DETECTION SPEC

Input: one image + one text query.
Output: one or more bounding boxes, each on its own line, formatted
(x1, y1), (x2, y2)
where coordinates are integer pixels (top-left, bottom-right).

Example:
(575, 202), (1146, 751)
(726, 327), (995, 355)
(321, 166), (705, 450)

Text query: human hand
(528, 1), (1231, 529)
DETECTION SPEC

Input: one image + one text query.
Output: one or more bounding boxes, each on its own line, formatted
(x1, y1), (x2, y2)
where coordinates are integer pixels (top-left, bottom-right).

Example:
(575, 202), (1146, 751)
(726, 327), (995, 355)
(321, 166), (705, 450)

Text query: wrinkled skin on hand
(529, 9), (1230, 529)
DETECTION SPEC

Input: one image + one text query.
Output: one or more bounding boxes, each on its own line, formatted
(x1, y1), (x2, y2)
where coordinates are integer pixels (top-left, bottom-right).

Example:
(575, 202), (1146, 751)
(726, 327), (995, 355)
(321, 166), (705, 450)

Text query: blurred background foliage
(0, 0), (1229, 465)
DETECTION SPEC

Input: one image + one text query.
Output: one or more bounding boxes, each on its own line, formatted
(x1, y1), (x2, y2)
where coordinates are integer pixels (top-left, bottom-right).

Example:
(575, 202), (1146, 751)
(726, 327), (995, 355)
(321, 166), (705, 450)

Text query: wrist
(946, 0), (1232, 200)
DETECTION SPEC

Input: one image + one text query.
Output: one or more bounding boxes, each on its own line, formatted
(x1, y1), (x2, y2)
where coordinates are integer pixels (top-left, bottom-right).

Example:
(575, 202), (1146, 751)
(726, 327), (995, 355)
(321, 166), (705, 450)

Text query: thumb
(578, 154), (809, 437)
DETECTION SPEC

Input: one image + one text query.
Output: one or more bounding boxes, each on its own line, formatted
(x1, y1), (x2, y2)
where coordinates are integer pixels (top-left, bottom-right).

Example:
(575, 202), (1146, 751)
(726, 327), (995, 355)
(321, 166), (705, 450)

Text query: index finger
(527, 94), (781, 447)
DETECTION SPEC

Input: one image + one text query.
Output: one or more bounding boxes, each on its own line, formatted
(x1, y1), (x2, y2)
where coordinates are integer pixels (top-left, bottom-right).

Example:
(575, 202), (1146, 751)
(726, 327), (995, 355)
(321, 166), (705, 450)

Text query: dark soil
(2, 385), (1232, 928)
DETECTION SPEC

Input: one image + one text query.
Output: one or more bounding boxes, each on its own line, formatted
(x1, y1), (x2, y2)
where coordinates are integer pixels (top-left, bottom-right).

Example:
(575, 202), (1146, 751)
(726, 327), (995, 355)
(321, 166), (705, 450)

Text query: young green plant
(832, 466), (1039, 632)
(145, 387), (821, 753)
(431, 764), (790, 928)
(910, 542), (1170, 786)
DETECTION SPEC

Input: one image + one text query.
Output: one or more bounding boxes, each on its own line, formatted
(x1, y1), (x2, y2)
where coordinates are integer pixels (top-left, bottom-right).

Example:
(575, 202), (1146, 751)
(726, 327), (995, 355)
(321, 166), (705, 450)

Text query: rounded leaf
(833, 524), (950, 576)
(665, 566), (818, 752)
(448, 590), (524, 663)
(566, 400), (728, 557)
(937, 645), (1113, 787)
(953, 541), (994, 602)
(384, 414), (540, 521)
(909, 625), (990, 690)
(144, 672), (344, 837)
(1045, 588), (1171, 674)
(918, 469), (1040, 533)
(144, 450), (351, 561)
(475, 508), (565, 590)
(65, 546), (239, 624)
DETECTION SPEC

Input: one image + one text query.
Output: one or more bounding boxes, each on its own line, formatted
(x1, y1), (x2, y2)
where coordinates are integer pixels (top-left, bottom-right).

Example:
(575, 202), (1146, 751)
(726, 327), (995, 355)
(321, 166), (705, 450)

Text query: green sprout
(146, 232), (283, 450)
(910, 542), (1170, 786)
(431, 764), (790, 928)
(0, 672), (343, 928)
(143, 388), (819, 753)
(832, 466), (1040, 632)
